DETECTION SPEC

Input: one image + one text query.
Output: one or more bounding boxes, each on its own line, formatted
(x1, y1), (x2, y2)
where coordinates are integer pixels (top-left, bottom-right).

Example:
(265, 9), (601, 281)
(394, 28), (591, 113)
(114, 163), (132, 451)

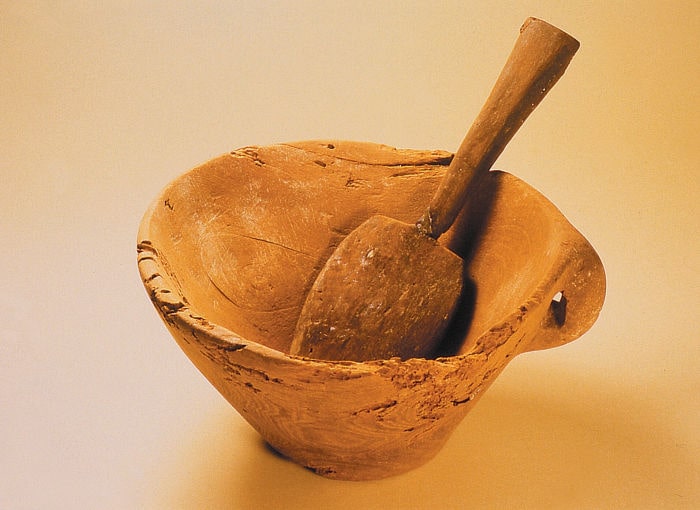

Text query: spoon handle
(418, 17), (580, 239)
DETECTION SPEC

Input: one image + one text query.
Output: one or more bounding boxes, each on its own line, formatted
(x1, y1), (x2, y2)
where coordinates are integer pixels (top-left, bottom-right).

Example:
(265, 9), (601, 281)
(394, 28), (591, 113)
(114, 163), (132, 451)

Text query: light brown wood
(290, 216), (463, 361)
(138, 139), (605, 480)
(291, 18), (580, 362)
(417, 17), (580, 238)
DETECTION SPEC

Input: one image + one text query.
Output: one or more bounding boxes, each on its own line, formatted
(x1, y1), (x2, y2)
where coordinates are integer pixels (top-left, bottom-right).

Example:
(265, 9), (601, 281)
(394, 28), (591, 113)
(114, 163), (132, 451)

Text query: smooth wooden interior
(142, 141), (602, 358)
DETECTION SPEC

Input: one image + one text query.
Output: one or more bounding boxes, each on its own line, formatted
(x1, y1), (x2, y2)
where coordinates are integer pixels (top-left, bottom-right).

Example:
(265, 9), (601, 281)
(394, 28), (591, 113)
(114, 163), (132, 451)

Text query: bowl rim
(137, 141), (605, 372)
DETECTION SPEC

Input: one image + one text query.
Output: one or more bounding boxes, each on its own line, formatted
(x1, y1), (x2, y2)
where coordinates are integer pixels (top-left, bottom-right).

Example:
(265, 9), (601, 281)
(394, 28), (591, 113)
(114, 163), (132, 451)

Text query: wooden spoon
(290, 18), (580, 361)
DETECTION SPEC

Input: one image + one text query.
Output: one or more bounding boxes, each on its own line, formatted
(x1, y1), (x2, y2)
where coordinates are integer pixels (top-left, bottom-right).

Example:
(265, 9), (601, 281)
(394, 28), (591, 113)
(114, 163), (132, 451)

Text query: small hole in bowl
(550, 291), (567, 326)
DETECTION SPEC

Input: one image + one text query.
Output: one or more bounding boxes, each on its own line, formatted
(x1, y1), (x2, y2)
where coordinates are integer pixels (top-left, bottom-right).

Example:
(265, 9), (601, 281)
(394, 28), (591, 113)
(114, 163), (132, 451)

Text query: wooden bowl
(137, 141), (605, 480)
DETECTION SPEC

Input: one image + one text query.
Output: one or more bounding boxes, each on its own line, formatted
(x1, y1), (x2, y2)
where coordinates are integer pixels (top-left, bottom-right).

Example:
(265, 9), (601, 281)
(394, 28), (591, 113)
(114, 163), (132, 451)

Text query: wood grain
(138, 140), (605, 479)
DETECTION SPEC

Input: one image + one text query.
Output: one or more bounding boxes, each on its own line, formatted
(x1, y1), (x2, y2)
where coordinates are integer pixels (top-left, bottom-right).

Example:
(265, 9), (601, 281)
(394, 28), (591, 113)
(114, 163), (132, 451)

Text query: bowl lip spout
(137, 141), (605, 371)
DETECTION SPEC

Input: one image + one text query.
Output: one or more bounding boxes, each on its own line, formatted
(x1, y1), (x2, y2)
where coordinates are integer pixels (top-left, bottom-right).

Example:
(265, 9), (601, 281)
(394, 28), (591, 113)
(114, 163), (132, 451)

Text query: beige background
(2, 2), (698, 508)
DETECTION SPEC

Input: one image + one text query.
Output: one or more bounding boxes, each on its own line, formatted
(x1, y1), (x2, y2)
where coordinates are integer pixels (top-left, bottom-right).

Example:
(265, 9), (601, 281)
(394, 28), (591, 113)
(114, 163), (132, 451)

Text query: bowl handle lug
(526, 239), (606, 352)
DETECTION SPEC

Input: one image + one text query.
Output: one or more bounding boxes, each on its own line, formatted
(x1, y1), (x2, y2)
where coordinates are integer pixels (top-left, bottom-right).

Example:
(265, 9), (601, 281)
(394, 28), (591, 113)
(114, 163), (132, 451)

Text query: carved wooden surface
(138, 140), (605, 479)
(291, 18), (580, 363)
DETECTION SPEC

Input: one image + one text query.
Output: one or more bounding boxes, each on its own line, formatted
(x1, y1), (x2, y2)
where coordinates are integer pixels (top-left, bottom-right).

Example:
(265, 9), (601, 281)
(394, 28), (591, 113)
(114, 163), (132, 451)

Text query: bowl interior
(140, 141), (590, 358)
